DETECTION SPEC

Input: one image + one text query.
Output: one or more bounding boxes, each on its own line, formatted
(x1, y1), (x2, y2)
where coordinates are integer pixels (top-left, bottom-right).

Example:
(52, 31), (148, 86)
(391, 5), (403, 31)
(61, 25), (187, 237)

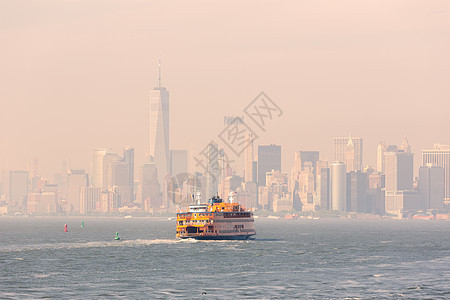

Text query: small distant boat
(284, 214), (299, 220)
(64, 224), (68, 232)
(115, 232), (120, 240)
(124, 215), (132, 219)
(267, 215), (280, 220)
(81, 221), (85, 228)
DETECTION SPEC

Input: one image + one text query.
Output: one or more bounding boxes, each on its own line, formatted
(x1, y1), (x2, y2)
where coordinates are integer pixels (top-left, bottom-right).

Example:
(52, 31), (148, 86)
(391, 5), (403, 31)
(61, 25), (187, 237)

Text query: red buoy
(64, 224), (68, 232)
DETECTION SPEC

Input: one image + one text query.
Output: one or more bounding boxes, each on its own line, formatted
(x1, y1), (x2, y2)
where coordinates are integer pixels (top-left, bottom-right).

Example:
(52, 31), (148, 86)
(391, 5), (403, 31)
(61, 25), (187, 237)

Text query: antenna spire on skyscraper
(158, 56), (161, 89)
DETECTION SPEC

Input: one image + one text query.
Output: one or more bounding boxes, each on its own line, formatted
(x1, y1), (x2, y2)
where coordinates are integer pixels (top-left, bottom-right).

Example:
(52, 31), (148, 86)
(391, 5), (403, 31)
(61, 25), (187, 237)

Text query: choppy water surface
(0, 217), (449, 299)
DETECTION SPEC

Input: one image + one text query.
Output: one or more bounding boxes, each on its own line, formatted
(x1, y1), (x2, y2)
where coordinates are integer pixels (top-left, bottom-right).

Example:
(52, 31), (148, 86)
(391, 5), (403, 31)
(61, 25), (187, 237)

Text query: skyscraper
(149, 59), (169, 187)
(293, 151), (319, 173)
(377, 142), (387, 173)
(257, 144), (281, 186)
(205, 142), (219, 199)
(315, 161), (329, 210)
(102, 150), (121, 191)
(170, 150), (188, 177)
(333, 135), (363, 172)
(419, 165), (444, 209)
(384, 150), (418, 214)
(331, 162), (346, 211)
(423, 144), (450, 205)
(93, 148), (106, 188)
(123, 147), (135, 203)
(80, 187), (101, 214)
(346, 171), (368, 212)
(244, 133), (254, 182)
(66, 169), (88, 213)
(123, 147), (134, 187)
(385, 151), (413, 192)
(139, 162), (161, 210)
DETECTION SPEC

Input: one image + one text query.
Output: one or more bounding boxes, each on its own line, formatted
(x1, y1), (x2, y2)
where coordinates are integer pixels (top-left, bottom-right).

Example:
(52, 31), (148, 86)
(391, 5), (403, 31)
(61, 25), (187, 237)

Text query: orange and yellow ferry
(176, 195), (256, 240)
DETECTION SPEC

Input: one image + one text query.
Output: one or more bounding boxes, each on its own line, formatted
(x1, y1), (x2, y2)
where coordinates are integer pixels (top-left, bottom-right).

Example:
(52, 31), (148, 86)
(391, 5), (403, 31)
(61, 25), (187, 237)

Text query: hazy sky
(1, 0), (449, 179)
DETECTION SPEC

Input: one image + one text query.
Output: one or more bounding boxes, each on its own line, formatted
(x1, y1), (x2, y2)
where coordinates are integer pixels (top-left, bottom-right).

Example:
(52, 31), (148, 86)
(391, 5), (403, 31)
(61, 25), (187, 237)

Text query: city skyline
(1, 0), (450, 178)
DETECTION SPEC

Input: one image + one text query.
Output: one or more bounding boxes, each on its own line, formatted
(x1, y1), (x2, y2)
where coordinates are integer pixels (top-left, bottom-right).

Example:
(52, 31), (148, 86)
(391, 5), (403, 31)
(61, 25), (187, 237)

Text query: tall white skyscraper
(377, 142), (387, 173)
(331, 161), (346, 211)
(149, 59), (169, 186)
(93, 148), (106, 188)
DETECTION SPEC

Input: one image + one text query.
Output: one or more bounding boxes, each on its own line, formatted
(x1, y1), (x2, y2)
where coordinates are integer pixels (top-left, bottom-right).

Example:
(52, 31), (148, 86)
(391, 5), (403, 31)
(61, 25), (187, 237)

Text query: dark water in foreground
(0, 217), (449, 299)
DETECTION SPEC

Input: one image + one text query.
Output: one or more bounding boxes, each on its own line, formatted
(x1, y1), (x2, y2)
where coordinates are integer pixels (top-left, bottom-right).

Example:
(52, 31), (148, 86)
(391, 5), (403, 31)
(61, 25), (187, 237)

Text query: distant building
(170, 150), (188, 177)
(385, 190), (420, 213)
(293, 151), (319, 174)
(298, 169), (315, 211)
(333, 135), (362, 172)
(205, 143), (219, 199)
(93, 148), (107, 188)
(222, 175), (244, 201)
(257, 144), (281, 186)
(27, 191), (57, 214)
(123, 146), (135, 201)
(66, 169), (88, 213)
(399, 137), (411, 153)
(236, 181), (257, 210)
(315, 161), (330, 210)
(422, 144), (450, 205)
(331, 162), (346, 211)
(272, 194), (293, 212)
(258, 169), (289, 211)
(139, 162), (161, 211)
(419, 165), (444, 209)
(258, 186), (273, 210)
(366, 173), (385, 214)
(367, 187), (385, 215)
(102, 150), (121, 191)
(109, 160), (129, 187)
(244, 133), (254, 183)
(346, 171), (368, 212)
(9, 170), (29, 210)
(369, 173), (385, 189)
(385, 151), (413, 192)
(80, 187), (101, 214)
(384, 150), (417, 214)
(377, 142), (387, 173)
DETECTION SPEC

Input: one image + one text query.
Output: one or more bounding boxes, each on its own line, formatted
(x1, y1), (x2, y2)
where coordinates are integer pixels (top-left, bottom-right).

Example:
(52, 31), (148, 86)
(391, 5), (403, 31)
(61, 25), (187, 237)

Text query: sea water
(0, 217), (449, 299)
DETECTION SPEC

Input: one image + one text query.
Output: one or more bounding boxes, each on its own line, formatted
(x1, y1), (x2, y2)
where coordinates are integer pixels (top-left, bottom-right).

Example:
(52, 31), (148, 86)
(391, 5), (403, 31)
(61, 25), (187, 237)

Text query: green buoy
(81, 221), (85, 228)
(115, 232), (120, 240)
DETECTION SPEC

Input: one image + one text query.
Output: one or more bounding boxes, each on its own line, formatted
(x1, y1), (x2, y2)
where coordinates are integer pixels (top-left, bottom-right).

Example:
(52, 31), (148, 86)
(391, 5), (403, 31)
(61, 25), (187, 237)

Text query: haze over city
(1, 2), (450, 299)
(1, 0), (449, 179)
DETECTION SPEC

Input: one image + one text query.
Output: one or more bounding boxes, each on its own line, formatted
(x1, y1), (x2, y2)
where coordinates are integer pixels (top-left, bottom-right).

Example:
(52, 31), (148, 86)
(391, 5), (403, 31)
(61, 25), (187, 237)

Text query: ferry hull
(178, 234), (255, 240)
